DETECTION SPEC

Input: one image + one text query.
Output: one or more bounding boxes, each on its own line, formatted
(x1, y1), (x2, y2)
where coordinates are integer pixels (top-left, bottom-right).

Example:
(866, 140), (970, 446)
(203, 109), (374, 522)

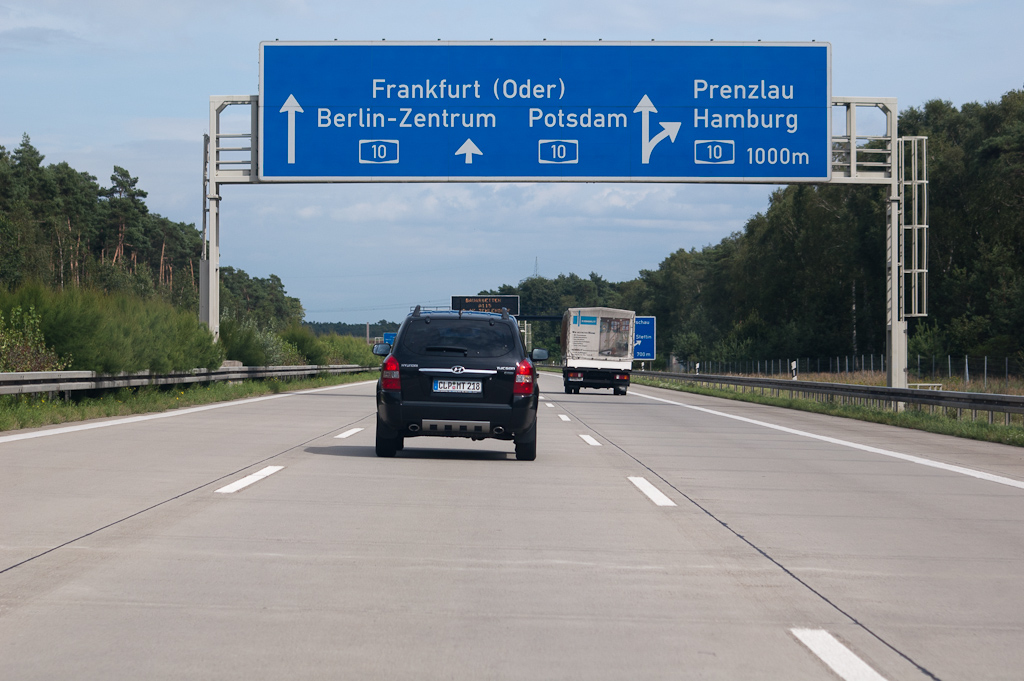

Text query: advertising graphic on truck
(561, 307), (636, 395)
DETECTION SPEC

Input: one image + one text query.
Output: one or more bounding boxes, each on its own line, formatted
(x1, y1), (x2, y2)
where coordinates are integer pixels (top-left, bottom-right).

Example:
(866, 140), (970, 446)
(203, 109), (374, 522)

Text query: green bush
(280, 321), (328, 365)
(0, 305), (71, 371)
(218, 318), (267, 366)
(318, 333), (379, 366)
(0, 282), (222, 373)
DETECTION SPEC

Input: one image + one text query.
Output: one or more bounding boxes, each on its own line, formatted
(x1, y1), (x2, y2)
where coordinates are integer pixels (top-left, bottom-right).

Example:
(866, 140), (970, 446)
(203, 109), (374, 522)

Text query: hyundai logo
(451, 366), (465, 374)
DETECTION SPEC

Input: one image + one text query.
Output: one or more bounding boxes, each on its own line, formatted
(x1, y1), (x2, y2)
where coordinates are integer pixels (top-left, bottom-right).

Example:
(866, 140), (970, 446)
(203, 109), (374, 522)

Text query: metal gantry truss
(202, 96), (259, 339)
(202, 95), (927, 388)
(830, 97), (928, 388)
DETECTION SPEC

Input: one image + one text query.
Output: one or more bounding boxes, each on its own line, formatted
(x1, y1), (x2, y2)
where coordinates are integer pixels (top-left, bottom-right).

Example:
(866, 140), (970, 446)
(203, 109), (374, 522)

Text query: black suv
(372, 307), (549, 460)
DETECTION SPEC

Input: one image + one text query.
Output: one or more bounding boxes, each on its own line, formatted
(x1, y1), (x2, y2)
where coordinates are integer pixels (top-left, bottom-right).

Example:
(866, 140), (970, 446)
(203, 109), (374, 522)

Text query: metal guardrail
(0, 365), (375, 397)
(632, 371), (1024, 426)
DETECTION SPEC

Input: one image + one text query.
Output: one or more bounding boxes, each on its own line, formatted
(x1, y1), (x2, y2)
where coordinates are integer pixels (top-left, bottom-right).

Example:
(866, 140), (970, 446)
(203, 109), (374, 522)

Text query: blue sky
(2, 0), (1021, 322)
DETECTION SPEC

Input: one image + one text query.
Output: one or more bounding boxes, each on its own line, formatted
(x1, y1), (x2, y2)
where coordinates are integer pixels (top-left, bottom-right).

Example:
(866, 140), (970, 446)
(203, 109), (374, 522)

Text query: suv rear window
(399, 319), (518, 358)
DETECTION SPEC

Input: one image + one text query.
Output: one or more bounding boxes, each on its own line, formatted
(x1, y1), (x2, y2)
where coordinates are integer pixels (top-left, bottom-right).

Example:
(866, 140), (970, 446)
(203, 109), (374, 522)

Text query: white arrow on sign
(279, 94), (304, 165)
(455, 139), (483, 164)
(633, 95), (680, 164)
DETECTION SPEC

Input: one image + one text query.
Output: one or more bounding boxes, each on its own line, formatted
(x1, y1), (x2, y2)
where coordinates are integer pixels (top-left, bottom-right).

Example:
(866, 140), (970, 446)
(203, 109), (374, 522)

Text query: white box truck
(561, 307), (635, 395)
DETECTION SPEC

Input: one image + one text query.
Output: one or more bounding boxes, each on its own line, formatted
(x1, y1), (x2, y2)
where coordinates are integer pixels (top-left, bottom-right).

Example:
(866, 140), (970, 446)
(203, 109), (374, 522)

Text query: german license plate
(433, 379), (482, 393)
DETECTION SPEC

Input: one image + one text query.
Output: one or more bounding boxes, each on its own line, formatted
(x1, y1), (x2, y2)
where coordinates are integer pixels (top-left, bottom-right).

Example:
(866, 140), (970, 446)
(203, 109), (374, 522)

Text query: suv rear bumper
(377, 390), (537, 440)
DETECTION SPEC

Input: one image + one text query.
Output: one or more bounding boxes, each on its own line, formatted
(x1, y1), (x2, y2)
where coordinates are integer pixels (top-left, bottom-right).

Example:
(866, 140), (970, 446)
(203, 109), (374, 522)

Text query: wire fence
(665, 354), (1024, 394)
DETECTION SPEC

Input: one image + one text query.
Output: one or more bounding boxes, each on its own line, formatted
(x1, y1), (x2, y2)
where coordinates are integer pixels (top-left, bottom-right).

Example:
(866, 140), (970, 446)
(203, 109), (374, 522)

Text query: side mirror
(372, 343), (392, 356)
(531, 348), (549, 362)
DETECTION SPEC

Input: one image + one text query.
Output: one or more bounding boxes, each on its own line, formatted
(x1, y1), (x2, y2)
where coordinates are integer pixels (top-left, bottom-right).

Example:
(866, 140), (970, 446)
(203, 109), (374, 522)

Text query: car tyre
(514, 422), (537, 461)
(375, 414), (399, 457)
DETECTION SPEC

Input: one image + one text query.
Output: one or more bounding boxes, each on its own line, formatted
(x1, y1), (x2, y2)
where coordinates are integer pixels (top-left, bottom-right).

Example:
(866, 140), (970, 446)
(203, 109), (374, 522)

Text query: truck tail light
(615, 374), (629, 381)
(513, 358), (535, 395)
(382, 355), (401, 391)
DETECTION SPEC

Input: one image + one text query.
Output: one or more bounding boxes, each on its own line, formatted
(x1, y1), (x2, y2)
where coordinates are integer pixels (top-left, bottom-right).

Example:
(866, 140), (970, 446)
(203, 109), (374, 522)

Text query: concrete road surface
(1, 373), (1022, 680)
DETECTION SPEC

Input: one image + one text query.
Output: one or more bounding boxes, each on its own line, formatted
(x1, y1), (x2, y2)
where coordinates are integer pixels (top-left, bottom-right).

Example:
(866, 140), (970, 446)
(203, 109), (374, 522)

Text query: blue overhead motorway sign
(259, 41), (830, 183)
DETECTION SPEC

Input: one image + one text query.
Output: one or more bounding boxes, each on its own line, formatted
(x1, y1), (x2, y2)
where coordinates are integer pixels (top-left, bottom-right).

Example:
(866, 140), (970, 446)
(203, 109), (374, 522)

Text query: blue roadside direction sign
(634, 316), (656, 360)
(383, 332), (397, 346)
(259, 42), (830, 183)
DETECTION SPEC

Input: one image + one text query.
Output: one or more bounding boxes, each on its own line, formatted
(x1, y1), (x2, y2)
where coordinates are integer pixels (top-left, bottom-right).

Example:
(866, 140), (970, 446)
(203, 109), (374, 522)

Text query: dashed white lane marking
(633, 390), (1024, 491)
(215, 466), (285, 494)
(334, 428), (364, 439)
(545, 402), (555, 408)
(627, 476), (677, 506)
(558, 414), (571, 422)
(579, 434), (601, 446)
(0, 380), (377, 446)
(791, 629), (889, 681)
(539, 395), (547, 400)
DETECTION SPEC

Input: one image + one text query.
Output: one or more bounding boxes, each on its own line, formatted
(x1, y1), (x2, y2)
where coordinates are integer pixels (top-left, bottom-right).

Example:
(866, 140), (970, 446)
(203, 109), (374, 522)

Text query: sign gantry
(203, 41), (925, 390)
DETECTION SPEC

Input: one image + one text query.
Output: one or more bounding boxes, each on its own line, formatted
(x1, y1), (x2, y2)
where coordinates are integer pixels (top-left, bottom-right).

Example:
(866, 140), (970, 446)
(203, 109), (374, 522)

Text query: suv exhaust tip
(408, 423), (421, 432)
(492, 426), (505, 435)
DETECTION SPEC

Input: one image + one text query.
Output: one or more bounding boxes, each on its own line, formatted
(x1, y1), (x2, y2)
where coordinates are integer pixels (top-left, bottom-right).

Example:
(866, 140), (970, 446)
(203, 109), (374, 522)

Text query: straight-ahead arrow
(455, 139), (483, 164)
(280, 94), (304, 165)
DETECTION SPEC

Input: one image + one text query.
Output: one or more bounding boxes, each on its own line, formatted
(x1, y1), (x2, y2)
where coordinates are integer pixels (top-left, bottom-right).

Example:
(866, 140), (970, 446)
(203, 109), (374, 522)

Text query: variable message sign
(451, 295), (521, 316)
(259, 41), (830, 183)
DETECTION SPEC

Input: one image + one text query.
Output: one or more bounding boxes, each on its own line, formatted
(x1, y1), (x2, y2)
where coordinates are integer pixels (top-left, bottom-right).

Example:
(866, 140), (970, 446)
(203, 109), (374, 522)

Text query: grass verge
(0, 371), (379, 433)
(631, 376), (1024, 448)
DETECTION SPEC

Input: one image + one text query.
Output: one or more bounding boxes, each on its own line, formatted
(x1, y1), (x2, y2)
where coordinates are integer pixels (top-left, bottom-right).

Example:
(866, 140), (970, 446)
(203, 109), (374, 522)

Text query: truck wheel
(564, 385), (572, 394)
(573, 387), (580, 394)
(375, 414), (398, 457)
(614, 387), (627, 396)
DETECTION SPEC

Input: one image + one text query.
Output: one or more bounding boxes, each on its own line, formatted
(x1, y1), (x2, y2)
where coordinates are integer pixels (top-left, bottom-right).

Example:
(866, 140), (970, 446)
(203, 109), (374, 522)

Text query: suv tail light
(382, 355), (401, 391)
(513, 358), (535, 395)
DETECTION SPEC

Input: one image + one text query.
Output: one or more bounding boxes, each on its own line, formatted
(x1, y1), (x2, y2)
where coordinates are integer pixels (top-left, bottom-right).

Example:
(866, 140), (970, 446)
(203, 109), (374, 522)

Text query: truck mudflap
(562, 368), (631, 395)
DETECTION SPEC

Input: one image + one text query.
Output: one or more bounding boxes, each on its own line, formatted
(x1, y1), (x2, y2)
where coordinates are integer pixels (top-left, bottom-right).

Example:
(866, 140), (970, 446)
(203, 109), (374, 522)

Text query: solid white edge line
(627, 476), (677, 506)
(579, 434), (602, 446)
(215, 465), (285, 494)
(0, 380), (377, 446)
(632, 390), (1024, 491)
(334, 427), (364, 439)
(558, 414), (571, 421)
(791, 629), (889, 681)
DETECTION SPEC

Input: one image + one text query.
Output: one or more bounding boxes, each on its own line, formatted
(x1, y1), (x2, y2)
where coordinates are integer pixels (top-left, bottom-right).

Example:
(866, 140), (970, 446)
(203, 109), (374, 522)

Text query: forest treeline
(0, 135), (377, 370)
(485, 92), (1024, 364)
(305, 320), (400, 339)
(4, 89), (1022, 370)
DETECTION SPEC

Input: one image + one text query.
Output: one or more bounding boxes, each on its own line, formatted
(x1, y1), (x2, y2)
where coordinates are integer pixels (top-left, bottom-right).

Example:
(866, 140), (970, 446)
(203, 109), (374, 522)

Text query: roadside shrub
(0, 282), (222, 373)
(318, 333), (379, 366)
(219, 318), (267, 366)
(0, 305), (71, 371)
(280, 321), (328, 365)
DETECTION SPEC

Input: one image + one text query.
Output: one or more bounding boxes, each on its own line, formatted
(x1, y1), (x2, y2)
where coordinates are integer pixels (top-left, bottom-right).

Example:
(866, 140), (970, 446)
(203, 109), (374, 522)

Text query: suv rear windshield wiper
(424, 345), (469, 355)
